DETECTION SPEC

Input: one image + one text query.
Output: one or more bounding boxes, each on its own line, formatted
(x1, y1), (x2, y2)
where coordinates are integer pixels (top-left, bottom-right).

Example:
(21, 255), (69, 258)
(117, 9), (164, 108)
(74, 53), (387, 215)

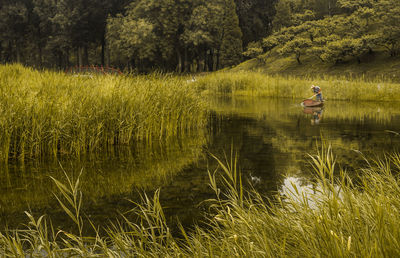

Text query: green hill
(233, 50), (400, 82)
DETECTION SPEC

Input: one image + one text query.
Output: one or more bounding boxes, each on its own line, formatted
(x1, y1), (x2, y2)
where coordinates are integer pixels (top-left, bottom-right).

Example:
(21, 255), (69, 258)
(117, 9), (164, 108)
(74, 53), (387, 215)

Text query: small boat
(302, 99), (324, 107)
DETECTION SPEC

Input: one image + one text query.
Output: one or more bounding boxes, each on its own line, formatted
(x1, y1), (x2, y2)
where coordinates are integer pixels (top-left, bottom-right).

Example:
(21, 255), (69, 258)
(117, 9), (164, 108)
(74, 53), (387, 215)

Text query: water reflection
(0, 132), (207, 230)
(211, 96), (400, 171)
(303, 107), (324, 125)
(279, 176), (342, 209)
(1, 96), (400, 232)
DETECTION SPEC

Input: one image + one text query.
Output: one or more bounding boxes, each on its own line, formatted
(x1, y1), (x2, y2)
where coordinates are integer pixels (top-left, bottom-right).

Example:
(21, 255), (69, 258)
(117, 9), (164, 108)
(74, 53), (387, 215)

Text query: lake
(1, 96), (400, 233)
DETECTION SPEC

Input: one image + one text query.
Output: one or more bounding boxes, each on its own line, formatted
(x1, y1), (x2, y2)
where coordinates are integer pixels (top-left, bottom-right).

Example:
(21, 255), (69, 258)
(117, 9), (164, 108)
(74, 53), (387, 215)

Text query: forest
(0, 0), (274, 72)
(0, 0), (399, 72)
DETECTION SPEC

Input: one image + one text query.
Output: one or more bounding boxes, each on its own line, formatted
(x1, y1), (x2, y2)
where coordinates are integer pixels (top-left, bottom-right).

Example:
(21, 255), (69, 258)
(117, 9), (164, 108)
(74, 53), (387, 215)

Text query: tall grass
(0, 64), (207, 163)
(2, 146), (400, 256)
(196, 70), (400, 101)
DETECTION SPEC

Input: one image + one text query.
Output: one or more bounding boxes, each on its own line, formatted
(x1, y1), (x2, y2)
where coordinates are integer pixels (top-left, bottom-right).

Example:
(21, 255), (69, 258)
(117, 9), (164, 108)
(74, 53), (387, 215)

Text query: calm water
(1, 97), (400, 233)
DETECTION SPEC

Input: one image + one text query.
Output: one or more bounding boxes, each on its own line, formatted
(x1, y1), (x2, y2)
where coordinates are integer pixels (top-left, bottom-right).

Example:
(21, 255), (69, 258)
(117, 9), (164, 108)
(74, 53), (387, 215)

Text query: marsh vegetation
(0, 64), (206, 163)
(2, 147), (400, 257)
(196, 71), (400, 101)
(1, 65), (400, 256)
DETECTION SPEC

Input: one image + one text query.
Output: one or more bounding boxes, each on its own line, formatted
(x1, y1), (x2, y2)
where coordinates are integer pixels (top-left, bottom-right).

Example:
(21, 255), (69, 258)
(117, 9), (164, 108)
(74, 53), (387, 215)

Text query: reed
(196, 70), (400, 101)
(0, 64), (207, 163)
(2, 146), (400, 256)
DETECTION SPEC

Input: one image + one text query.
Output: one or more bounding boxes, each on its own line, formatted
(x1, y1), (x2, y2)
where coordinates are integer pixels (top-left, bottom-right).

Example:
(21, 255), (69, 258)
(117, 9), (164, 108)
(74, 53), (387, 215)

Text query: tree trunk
(101, 34), (105, 67)
(208, 48), (214, 71)
(38, 44), (43, 68)
(58, 52), (62, 69)
(77, 47), (83, 68)
(6, 42), (12, 62)
(84, 45), (89, 66)
(65, 49), (70, 69)
(296, 53), (301, 64)
(16, 43), (21, 63)
(196, 56), (201, 72)
(184, 47), (188, 73)
(216, 48), (221, 70)
(390, 44), (396, 57)
(204, 49), (208, 71)
(176, 49), (182, 73)
(328, 0), (332, 16)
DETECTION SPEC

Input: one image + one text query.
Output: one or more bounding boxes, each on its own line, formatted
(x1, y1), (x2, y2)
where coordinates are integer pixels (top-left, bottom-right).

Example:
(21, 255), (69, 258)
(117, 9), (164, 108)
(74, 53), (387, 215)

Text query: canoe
(302, 99), (324, 107)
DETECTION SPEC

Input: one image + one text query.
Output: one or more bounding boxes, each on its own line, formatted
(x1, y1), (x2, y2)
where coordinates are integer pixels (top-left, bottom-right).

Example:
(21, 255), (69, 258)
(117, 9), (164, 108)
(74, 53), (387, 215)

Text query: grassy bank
(235, 50), (400, 81)
(1, 147), (400, 257)
(0, 64), (207, 163)
(196, 70), (400, 101)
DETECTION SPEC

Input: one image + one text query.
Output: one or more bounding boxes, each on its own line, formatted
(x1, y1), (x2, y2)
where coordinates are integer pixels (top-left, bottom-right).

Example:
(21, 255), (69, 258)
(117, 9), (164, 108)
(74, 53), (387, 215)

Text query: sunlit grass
(0, 64), (207, 163)
(196, 70), (400, 101)
(2, 146), (400, 256)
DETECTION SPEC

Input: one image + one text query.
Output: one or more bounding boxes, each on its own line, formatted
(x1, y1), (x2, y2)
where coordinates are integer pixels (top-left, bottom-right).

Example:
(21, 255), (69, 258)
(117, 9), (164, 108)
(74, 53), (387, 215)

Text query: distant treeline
(0, 0), (275, 72)
(1, 0), (397, 72)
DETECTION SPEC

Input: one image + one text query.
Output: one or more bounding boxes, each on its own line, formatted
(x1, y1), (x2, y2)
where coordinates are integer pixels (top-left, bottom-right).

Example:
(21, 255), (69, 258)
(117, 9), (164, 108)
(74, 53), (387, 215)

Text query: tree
(220, 0), (243, 67)
(181, 1), (224, 71)
(107, 13), (157, 70)
(272, 0), (295, 30)
(243, 41), (264, 63)
(235, 0), (276, 47)
(263, 0), (385, 65)
(0, 1), (30, 63)
(279, 37), (312, 64)
(374, 0), (400, 56)
(107, 0), (191, 71)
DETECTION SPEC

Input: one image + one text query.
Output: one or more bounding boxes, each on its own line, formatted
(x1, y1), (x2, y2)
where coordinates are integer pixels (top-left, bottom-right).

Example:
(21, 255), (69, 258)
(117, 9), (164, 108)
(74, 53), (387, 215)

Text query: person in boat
(311, 85), (323, 102)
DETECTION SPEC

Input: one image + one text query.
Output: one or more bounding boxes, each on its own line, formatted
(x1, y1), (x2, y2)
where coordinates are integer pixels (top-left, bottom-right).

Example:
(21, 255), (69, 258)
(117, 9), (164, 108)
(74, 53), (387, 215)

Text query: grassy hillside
(234, 50), (400, 82)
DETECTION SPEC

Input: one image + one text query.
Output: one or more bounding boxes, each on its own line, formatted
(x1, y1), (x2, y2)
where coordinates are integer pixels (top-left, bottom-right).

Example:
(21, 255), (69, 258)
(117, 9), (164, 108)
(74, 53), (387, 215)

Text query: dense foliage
(0, 0), (130, 68)
(263, 0), (400, 64)
(0, 0), (275, 72)
(1, 0), (399, 71)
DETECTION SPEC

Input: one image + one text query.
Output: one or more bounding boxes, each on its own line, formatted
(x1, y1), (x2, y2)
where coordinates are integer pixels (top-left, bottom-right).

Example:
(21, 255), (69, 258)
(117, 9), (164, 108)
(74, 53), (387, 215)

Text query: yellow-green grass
(0, 64), (207, 163)
(1, 147), (400, 256)
(196, 70), (400, 101)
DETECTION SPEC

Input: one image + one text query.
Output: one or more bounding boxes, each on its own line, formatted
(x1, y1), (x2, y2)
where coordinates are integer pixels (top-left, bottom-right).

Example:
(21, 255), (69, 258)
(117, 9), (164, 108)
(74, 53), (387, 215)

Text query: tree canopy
(0, 0), (272, 72)
(106, 0), (244, 72)
(1, 0), (398, 71)
(263, 0), (400, 64)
